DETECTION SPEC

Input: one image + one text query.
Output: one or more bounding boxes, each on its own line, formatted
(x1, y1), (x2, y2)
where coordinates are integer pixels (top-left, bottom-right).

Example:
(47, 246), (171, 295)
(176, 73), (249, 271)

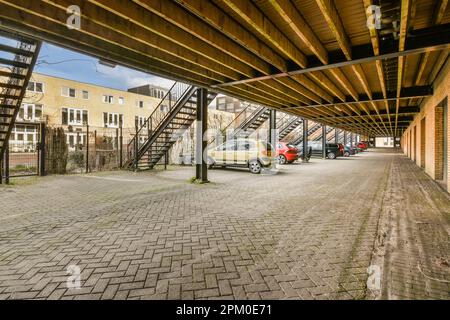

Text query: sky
(33, 42), (175, 91)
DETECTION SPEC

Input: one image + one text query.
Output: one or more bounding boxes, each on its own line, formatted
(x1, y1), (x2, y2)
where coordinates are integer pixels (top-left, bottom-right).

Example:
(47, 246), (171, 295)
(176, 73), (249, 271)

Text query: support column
(335, 128), (339, 144)
(4, 145), (9, 185)
(350, 132), (354, 148)
(302, 118), (308, 162)
(344, 131), (347, 146)
(322, 124), (327, 159)
(195, 88), (208, 183)
(268, 109), (277, 149)
(39, 123), (46, 176)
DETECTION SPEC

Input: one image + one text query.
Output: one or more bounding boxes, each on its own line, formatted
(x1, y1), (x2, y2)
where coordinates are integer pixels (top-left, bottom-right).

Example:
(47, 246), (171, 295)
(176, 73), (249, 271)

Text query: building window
(103, 112), (123, 128)
(17, 103), (43, 121)
(82, 90), (89, 100)
(10, 124), (38, 152)
(27, 81), (44, 93)
(62, 108), (88, 126)
(136, 100), (144, 108)
(118, 97), (125, 105)
(61, 86), (76, 98)
(160, 104), (169, 113)
(66, 132), (86, 150)
(135, 116), (147, 128)
(102, 95), (114, 104)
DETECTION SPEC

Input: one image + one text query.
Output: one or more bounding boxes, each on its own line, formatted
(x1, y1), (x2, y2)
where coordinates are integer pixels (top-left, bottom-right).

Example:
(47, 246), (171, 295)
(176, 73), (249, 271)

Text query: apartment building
(9, 73), (236, 153)
(10, 73), (164, 150)
(128, 84), (168, 99)
(215, 96), (244, 114)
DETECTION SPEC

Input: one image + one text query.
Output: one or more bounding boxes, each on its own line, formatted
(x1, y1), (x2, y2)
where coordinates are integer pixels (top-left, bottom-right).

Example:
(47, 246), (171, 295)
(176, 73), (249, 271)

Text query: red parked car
(357, 141), (368, 150)
(276, 142), (299, 164)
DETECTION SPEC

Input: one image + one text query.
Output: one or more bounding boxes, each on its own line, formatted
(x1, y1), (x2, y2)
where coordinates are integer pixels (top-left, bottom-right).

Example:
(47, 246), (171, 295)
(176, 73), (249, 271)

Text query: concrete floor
(0, 148), (448, 300)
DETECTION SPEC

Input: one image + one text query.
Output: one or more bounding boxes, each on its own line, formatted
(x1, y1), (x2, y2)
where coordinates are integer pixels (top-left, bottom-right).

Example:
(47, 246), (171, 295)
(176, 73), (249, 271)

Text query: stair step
(0, 94), (20, 100)
(0, 70), (26, 80)
(0, 83), (22, 90)
(0, 57), (30, 69)
(0, 104), (17, 109)
(0, 43), (34, 57)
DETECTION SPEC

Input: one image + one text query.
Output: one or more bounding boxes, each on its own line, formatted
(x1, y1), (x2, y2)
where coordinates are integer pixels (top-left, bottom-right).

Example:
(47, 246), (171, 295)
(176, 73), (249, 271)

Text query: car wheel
(277, 155), (287, 165)
(328, 152), (336, 159)
(248, 160), (262, 174)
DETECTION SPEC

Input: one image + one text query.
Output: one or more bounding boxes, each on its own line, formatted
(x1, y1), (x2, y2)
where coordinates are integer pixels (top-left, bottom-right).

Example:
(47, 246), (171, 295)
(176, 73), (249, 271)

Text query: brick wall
(420, 117), (426, 168)
(435, 105), (444, 180)
(402, 54), (450, 192)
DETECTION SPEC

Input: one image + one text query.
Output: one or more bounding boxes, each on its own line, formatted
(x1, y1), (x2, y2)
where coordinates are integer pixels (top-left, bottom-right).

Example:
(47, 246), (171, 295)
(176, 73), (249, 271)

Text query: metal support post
(195, 88), (208, 183)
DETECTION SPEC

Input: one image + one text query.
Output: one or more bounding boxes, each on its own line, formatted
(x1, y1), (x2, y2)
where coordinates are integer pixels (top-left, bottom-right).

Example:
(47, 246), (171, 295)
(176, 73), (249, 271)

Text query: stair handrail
(0, 39), (40, 160)
(127, 82), (191, 150)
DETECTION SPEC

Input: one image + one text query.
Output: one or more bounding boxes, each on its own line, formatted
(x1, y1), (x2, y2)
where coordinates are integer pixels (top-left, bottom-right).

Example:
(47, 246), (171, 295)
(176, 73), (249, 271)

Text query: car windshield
(287, 144), (296, 149)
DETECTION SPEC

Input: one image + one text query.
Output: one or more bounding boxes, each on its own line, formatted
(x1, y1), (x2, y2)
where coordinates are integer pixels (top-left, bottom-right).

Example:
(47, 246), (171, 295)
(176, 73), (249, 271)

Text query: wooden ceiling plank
(39, 0), (244, 80)
(216, 0), (307, 68)
(266, 0), (328, 64)
(414, 0), (449, 85)
(174, 0), (288, 72)
(128, 0), (272, 76)
(395, 0), (412, 135)
(315, 0), (352, 60)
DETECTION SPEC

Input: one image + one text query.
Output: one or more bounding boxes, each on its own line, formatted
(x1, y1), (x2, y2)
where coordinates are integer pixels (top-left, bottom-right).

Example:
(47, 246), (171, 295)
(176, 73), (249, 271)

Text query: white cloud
(97, 64), (175, 90)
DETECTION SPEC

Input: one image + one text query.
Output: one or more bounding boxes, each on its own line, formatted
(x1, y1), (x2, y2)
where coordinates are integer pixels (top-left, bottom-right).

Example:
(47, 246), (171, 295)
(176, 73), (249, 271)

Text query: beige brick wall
(402, 55), (450, 191)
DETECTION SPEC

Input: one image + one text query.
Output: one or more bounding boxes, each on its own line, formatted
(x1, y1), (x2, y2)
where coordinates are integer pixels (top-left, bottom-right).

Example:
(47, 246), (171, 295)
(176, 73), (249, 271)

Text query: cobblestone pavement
(0, 149), (448, 300)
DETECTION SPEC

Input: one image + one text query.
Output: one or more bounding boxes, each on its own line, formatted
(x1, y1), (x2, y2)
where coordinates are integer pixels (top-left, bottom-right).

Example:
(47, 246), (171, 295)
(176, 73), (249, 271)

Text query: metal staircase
(126, 82), (216, 170)
(278, 117), (303, 141)
(313, 126), (334, 141)
(209, 102), (270, 147)
(291, 122), (321, 145)
(233, 105), (270, 138)
(0, 33), (41, 161)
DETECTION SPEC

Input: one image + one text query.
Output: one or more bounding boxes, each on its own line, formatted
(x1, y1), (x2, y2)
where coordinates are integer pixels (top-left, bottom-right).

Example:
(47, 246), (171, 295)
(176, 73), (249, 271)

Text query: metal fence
(1, 122), (43, 183)
(45, 124), (134, 174)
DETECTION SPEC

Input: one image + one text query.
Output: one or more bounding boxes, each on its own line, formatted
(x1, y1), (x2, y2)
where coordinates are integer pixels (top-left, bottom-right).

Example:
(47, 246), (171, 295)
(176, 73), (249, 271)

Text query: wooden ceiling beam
(315, 0), (352, 60)
(174, 0), (287, 72)
(45, 0), (311, 108)
(266, 0), (328, 64)
(215, 0), (307, 68)
(152, 0), (323, 106)
(395, 0), (412, 135)
(38, 0), (243, 80)
(315, 0), (388, 135)
(127, 0), (272, 76)
(0, 2), (225, 86)
(414, 0), (449, 85)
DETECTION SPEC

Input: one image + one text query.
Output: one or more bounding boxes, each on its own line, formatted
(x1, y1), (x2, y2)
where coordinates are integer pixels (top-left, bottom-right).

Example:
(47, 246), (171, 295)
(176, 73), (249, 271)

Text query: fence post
(115, 128), (119, 168)
(39, 123), (46, 176)
(94, 130), (97, 171)
(165, 150), (168, 170)
(86, 123), (89, 173)
(134, 125), (139, 172)
(119, 124), (123, 168)
(4, 145), (9, 184)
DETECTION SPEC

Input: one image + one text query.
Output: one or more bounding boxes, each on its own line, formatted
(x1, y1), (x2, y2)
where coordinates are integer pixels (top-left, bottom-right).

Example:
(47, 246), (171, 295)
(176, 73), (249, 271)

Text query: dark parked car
(296, 141), (343, 159)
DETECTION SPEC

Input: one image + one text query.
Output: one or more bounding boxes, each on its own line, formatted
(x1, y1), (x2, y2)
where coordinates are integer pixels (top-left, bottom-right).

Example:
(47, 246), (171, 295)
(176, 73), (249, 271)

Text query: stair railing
(127, 82), (192, 162)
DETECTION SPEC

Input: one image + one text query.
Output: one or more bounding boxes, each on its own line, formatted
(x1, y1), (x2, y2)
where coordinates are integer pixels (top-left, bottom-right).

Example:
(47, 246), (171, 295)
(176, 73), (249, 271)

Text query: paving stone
(0, 150), (448, 300)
